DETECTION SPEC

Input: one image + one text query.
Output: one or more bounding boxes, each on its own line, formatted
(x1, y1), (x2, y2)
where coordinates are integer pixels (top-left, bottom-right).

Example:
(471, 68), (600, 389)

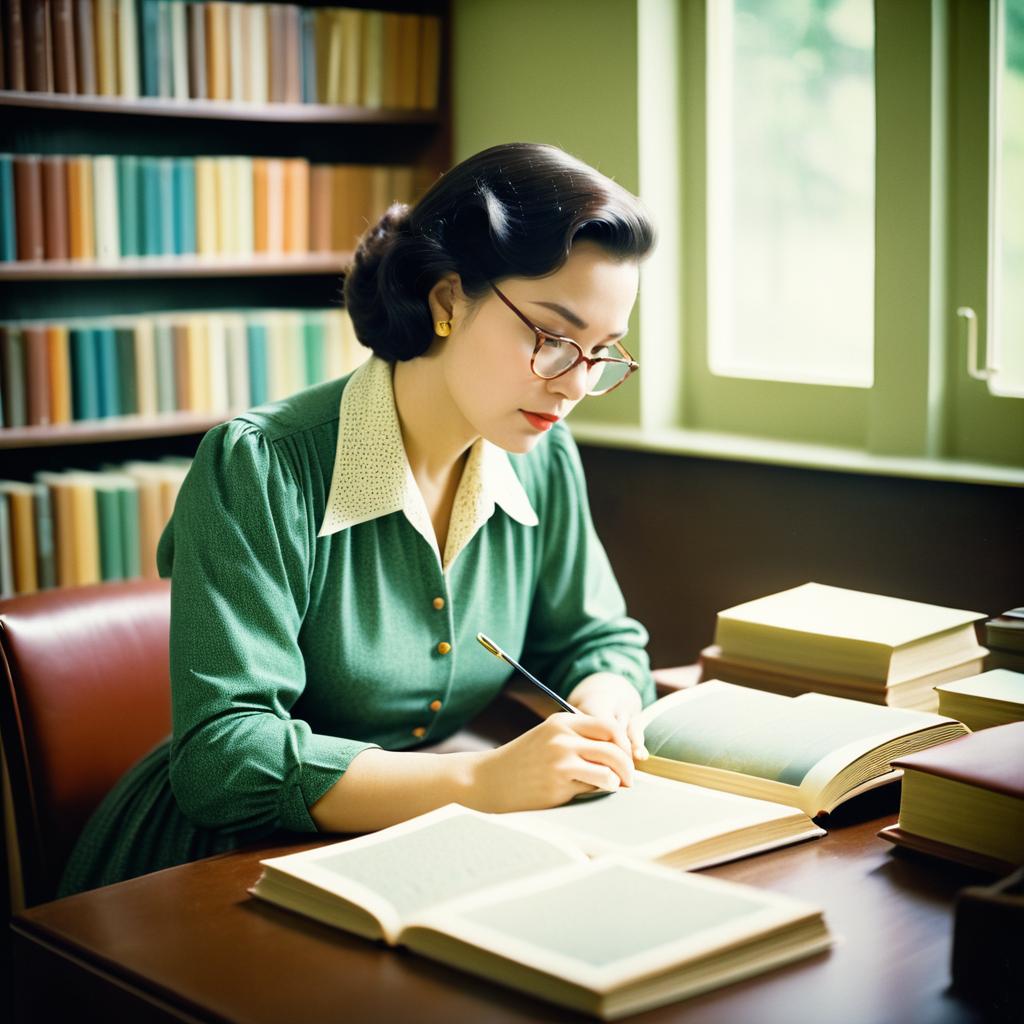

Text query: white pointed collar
(318, 356), (538, 571)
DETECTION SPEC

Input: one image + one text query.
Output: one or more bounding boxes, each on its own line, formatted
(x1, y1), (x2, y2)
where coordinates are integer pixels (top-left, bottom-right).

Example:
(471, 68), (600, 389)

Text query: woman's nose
(549, 360), (590, 401)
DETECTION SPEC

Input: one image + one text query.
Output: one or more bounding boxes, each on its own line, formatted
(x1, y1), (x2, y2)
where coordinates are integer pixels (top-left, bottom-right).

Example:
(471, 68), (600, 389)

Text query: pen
(476, 632), (578, 714)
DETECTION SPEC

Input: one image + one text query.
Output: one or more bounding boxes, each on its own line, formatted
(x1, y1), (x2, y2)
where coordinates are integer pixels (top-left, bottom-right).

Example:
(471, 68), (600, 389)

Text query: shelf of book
(0, 91), (442, 125)
(0, 413), (228, 450)
(0, 254), (355, 281)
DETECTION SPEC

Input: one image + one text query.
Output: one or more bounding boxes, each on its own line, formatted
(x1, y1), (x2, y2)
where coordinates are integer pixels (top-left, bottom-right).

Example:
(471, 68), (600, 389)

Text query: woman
(59, 141), (658, 896)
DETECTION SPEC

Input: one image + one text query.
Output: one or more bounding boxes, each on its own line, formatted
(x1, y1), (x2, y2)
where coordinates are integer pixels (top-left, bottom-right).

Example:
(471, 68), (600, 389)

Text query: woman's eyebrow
(529, 300), (627, 341)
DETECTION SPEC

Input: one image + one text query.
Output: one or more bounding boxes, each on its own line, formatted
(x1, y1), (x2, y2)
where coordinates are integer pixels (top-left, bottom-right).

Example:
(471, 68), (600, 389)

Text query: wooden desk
(11, 789), (990, 1023)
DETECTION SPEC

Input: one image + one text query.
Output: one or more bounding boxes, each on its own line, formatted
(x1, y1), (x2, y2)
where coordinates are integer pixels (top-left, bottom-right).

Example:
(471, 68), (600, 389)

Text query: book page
(260, 805), (586, 929)
(643, 681), (942, 787)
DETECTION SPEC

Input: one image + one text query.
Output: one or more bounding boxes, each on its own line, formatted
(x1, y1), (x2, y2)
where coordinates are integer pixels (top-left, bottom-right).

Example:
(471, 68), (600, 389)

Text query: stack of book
(1, 152), (421, 264)
(0, 456), (190, 597)
(700, 583), (988, 712)
(878, 721), (1024, 875)
(0, 308), (367, 428)
(983, 607), (1024, 672)
(3, 1), (442, 110)
(935, 669), (1024, 730)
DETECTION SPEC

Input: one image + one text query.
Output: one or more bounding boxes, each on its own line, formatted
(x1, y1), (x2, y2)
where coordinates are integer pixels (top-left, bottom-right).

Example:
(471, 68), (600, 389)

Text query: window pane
(991, 0), (1024, 396)
(707, 0), (875, 386)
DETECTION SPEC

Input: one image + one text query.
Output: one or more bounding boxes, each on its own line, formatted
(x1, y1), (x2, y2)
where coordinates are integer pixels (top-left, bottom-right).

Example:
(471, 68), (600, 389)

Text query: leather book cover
(13, 155), (45, 261)
(891, 721), (1024, 800)
(66, 155), (96, 260)
(877, 824), (1019, 876)
(4, 0), (27, 91)
(41, 155), (70, 260)
(283, 158), (309, 253)
(74, 0), (97, 94)
(46, 324), (72, 423)
(23, 325), (52, 425)
(51, 0), (78, 93)
(309, 164), (333, 253)
(26, 0), (54, 92)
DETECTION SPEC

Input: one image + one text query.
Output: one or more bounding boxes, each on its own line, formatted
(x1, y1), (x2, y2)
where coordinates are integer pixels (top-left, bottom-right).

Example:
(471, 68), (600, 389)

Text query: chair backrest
(0, 580), (171, 908)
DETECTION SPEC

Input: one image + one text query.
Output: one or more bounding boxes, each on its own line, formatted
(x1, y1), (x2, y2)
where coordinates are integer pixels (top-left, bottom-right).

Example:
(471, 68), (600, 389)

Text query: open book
(638, 680), (969, 818)
(250, 805), (832, 1020)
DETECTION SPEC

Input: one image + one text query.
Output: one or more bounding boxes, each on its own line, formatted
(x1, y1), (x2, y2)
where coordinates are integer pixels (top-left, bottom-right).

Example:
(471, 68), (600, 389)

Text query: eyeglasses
(490, 284), (639, 396)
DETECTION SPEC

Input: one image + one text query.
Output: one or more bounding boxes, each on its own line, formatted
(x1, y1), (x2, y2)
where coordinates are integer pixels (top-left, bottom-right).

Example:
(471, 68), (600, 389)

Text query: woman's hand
(565, 672), (649, 763)
(469, 710), (638, 813)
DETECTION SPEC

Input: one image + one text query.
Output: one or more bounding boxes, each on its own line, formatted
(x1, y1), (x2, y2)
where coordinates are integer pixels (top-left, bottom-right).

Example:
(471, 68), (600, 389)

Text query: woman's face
(429, 241), (640, 454)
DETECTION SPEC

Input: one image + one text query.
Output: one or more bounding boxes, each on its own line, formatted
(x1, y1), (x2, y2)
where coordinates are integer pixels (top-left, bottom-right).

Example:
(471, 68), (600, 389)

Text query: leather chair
(0, 580), (171, 911)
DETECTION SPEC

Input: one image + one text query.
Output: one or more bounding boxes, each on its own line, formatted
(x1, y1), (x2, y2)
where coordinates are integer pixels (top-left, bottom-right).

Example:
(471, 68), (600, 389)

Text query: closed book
(186, 317), (209, 410)
(246, 320), (268, 405)
(331, 163), (372, 253)
(32, 482), (56, 589)
(309, 164), (333, 252)
(169, 0), (188, 99)
(94, 325), (119, 416)
(214, 157), (235, 255)
(172, 158), (196, 255)
(186, 0), (207, 99)
(116, 0), (138, 97)
(25, 0), (54, 92)
(302, 311), (324, 386)
(117, 476), (141, 578)
(34, 472), (75, 586)
(3, 0), (27, 91)
(133, 318), (157, 416)
(23, 325), (51, 425)
(300, 7), (315, 104)
(93, 474), (125, 579)
(139, 0), (159, 95)
(986, 608), (1024, 652)
(154, 320), (176, 412)
(51, 0), (78, 94)
(46, 324), (72, 423)
(245, 2), (267, 104)
(92, 154), (121, 263)
(155, 0), (172, 97)
(117, 154), (141, 258)
(935, 669), (1024, 730)
(118, 462), (167, 579)
(264, 157), (285, 253)
(171, 321), (190, 410)
(283, 158), (309, 253)
(235, 157), (253, 257)
(252, 157), (268, 251)
(339, 7), (361, 107)
(115, 325), (137, 413)
(360, 10), (383, 107)
(69, 326), (100, 420)
(73, 0), (97, 94)
(140, 155), (163, 256)
(224, 314), (249, 410)
(205, 1), (229, 101)
(714, 583), (988, 685)
(381, 12), (401, 108)
(194, 157), (217, 256)
(267, 3), (286, 102)
(1, 326), (27, 428)
(158, 156), (175, 256)
(0, 493), (12, 597)
(0, 481), (39, 594)
(396, 14), (420, 109)
(204, 314), (229, 412)
(879, 721), (1024, 874)
(13, 155), (45, 261)
(66, 472), (101, 584)
(417, 15), (441, 110)
(317, 8), (336, 104)
(93, 0), (118, 95)
(0, 155), (16, 261)
(282, 2), (301, 103)
(41, 155), (70, 260)
(227, 0), (243, 100)
(66, 156), (96, 260)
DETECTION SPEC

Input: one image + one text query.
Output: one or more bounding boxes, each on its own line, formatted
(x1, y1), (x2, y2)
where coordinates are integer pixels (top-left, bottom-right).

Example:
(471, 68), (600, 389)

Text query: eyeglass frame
(488, 283), (639, 396)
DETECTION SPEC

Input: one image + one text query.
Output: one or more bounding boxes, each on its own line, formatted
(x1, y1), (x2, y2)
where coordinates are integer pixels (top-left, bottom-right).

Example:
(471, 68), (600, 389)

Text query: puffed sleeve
(519, 426), (656, 707)
(156, 420), (379, 836)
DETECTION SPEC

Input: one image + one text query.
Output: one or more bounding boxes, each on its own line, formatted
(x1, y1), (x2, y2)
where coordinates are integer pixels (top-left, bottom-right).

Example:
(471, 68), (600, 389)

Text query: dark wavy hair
(343, 142), (656, 361)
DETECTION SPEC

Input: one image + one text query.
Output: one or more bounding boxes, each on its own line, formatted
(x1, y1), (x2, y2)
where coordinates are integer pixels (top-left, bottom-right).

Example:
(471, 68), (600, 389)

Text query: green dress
(58, 356), (654, 897)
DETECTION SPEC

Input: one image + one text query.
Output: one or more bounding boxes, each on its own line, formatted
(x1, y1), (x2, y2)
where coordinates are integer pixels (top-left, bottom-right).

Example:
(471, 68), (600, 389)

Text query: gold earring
(435, 320), (452, 337)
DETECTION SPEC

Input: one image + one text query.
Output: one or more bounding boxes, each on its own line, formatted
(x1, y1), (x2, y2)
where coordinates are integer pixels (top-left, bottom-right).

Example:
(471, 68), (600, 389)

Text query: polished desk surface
(11, 688), (992, 1024)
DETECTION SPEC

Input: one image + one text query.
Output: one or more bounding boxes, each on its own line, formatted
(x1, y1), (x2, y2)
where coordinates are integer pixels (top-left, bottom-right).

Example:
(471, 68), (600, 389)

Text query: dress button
(429, 699), (442, 712)
(432, 597), (445, 610)
(412, 726), (426, 738)
(437, 641), (451, 655)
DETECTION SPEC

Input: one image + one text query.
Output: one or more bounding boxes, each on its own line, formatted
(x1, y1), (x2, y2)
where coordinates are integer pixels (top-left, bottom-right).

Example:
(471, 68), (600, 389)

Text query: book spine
(156, 0), (172, 98)
(69, 478), (100, 585)
(206, 1), (228, 101)
(340, 9), (361, 107)
(0, 494), (13, 598)
(94, 326), (119, 417)
(173, 157), (197, 256)
(41, 155), (70, 260)
(247, 3), (267, 104)
(96, 484), (125, 580)
(94, 0), (119, 96)
(69, 327), (99, 420)
(246, 321), (268, 406)
(117, 0), (139, 98)
(140, 156), (162, 256)
(170, 0), (188, 99)
(300, 7), (315, 104)
(23, 326), (52, 426)
(0, 156), (17, 262)
(25, 0), (55, 93)
(134, 318), (158, 416)
(46, 325), (72, 423)
(52, 0), (78, 94)
(66, 156), (96, 261)
(154, 321), (176, 412)
(74, 0), (97, 95)
(118, 483), (141, 579)
(117, 153), (141, 258)
(361, 11), (383, 108)
(309, 164), (333, 253)
(140, 0), (158, 96)
(283, 158), (309, 253)
(226, 315), (249, 410)
(3, 0), (27, 91)
(158, 156), (175, 256)
(6, 486), (40, 594)
(13, 155), (45, 261)
(228, 0), (243, 101)
(32, 482), (57, 589)
(115, 326), (137, 414)
(92, 154), (121, 263)
(187, 1), (207, 99)
(1, 326), (28, 428)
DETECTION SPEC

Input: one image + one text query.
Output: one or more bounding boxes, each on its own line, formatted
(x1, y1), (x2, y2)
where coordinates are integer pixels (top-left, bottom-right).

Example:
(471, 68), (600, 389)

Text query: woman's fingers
(568, 712), (632, 757)
(572, 739), (634, 787)
(570, 760), (623, 792)
(625, 715), (648, 760)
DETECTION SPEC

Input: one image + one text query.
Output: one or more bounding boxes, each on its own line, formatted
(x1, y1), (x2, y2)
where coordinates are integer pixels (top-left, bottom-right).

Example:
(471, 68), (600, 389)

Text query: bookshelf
(0, 0), (452, 593)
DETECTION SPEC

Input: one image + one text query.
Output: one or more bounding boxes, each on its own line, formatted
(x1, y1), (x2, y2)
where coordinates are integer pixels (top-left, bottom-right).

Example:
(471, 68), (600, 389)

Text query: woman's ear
(427, 273), (463, 324)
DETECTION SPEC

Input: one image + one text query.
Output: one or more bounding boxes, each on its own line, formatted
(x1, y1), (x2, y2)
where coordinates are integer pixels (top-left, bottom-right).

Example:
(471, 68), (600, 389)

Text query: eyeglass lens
(533, 339), (631, 393)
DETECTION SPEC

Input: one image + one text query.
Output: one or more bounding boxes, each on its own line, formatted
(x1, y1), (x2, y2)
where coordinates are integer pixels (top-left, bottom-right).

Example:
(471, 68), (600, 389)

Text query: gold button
(412, 726), (426, 738)
(437, 641), (451, 655)
(429, 699), (442, 712)
(432, 597), (445, 610)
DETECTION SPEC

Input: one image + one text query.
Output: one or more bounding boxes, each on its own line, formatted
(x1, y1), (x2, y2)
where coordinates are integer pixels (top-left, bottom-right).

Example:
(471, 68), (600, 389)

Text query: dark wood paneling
(579, 444), (1024, 669)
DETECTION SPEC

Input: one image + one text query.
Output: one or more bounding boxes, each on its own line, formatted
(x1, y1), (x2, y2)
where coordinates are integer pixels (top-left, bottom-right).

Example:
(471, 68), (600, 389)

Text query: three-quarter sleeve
(519, 426), (656, 707)
(156, 420), (378, 836)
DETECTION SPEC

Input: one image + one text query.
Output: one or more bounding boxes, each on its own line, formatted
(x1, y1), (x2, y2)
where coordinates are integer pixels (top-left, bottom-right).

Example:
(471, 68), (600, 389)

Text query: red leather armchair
(0, 580), (171, 910)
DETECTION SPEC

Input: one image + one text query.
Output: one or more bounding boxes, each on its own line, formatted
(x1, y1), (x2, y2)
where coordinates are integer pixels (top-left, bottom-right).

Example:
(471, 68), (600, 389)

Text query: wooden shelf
(0, 413), (229, 449)
(0, 253), (354, 281)
(0, 90), (440, 125)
